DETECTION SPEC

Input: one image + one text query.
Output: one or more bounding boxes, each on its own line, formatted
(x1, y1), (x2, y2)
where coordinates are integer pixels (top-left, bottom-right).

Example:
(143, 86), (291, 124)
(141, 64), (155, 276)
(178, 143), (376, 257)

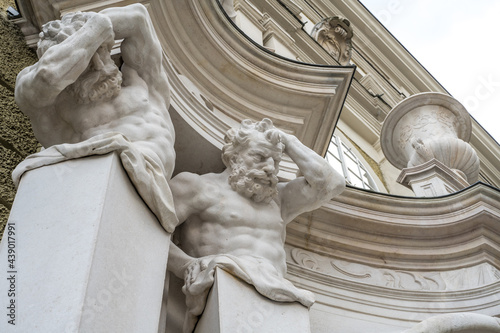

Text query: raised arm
(278, 132), (345, 223)
(15, 12), (114, 111)
(100, 4), (166, 89)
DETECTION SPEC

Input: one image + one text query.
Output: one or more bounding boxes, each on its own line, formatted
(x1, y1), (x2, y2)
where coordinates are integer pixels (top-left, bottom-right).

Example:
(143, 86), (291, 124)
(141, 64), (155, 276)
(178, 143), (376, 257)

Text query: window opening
(326, 134), (379, 191)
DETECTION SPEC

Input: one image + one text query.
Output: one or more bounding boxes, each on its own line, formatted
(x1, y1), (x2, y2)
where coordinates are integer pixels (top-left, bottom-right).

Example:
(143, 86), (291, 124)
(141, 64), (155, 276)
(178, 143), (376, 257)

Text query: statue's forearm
(282, 133), (344, 194)
(167, 242), (194, 279)
(100, 4), (162, 79)
(16, 14), (113, 109)
(37, 15), (112, 86)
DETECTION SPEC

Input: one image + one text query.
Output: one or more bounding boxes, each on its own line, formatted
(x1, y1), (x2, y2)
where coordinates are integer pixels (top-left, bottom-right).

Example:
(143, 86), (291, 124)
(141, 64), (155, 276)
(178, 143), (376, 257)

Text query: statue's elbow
(128, 3), (150, 22)
(15, 71), (40, 110)
(324, 172), (346, 199)
(16, 66), (62, 110)
(33, 66), (58, 87)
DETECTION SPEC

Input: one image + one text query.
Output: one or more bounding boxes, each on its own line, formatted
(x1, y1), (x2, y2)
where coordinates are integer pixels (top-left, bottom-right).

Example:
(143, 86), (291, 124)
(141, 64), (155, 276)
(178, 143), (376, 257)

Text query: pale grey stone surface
(195, 268), (311, 333)
(311, 16), (353, 65)
(0, 154), (170, 332)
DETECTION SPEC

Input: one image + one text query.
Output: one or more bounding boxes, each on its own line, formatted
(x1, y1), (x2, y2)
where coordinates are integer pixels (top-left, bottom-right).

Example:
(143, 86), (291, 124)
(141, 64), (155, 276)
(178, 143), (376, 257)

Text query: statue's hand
(93, 13), (115, 49)
(275, 129), (293, 152)
(184, 256), (216, 289)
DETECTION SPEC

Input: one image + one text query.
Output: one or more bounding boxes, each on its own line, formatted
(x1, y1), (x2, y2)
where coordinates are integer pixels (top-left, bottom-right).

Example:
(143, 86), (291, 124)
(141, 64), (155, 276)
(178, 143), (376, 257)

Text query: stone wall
(0, 0), (39, 240)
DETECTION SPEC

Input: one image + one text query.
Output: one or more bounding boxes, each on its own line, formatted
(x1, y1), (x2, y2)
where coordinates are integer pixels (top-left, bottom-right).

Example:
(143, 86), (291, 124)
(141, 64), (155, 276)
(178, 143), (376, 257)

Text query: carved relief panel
(286, 246), (500, 291)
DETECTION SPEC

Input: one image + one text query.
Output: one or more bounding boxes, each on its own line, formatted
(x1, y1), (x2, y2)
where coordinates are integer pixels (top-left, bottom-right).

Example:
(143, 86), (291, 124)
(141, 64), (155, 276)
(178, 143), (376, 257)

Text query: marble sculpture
(167, 118), (346, 332)
(13, 4), (178, 231)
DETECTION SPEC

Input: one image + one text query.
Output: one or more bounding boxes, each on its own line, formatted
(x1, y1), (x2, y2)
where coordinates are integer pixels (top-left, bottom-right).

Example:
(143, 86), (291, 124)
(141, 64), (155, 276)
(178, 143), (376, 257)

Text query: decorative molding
(219, 0), (237, 21)
(234, 1), (314, 64)
(402, 313), (500, 333)
(397, 158), (471, 197)
(470, 125), (500, 188)
(286, 261), (500, 327)
(359, 73), (404, 108)
(286, 183), (500, 271)
(234, 0), (266, 33)
(311, 16), (353, 65)
(276, 0), (303, 16)
(261, 14), (313, 63)
(288, 246), (500, 291)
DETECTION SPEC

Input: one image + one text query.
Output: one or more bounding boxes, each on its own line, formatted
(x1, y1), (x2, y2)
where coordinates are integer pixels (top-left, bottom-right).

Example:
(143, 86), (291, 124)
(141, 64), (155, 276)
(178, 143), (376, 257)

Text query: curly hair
(37, 12), (94, 58)
(221, 118), (284, 168)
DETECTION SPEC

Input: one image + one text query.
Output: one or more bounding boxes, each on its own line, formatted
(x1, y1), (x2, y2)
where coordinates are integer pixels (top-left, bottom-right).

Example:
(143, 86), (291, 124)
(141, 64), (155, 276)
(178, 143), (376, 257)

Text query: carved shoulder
(170, 172), (202, 199)
(170, 172), (219, 224)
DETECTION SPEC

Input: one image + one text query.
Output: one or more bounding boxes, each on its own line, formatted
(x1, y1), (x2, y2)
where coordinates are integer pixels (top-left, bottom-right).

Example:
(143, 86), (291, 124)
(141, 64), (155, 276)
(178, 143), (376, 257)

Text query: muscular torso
(178, 173), (288, 276)
(32, 66), (175, 177)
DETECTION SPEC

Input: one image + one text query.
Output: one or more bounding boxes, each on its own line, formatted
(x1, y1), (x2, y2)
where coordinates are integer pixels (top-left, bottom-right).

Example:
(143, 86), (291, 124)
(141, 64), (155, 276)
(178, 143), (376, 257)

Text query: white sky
(359, 0), (500, 143)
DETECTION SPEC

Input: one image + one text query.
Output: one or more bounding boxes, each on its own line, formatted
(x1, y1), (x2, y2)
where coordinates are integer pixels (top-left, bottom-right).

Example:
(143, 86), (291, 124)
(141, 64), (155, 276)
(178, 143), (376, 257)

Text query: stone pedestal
(195, 267), (311, 333)
(0, 153), (171, 332)
(397, 158), (470, 197)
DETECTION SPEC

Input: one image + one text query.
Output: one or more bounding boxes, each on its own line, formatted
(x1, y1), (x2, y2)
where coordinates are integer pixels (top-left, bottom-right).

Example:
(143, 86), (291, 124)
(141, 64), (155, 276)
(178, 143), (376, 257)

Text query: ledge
(286, 263), (500, 329)
(286, 183), (500, 270)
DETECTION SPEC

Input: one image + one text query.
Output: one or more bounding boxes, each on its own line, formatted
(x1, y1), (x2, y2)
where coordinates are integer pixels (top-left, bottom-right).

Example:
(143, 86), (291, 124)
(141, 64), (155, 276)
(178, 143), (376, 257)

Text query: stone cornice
(290, 0), (444, 95)
(286, 263), (500, 324)
(470, 121), (500, 186)
(397, 158), (471, 190)
(286, 183), (500, 270)
(151, 0), (354, 157)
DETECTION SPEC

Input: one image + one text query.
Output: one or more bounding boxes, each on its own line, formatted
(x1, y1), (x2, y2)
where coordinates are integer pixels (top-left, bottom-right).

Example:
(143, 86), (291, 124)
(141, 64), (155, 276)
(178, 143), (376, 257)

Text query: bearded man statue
(14, 4), (177, 232)
(167, 118), (346, 332)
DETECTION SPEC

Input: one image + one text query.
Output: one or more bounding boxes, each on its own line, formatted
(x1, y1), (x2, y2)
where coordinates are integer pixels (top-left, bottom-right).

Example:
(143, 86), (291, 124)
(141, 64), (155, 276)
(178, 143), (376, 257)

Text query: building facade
(2, 0), (500, 332)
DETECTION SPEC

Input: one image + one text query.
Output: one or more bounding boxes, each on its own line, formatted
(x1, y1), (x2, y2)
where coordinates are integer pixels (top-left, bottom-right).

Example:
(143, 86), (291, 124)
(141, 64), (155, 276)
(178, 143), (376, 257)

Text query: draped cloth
(12, 132), (178, 233)
(182, 254), (315, 332)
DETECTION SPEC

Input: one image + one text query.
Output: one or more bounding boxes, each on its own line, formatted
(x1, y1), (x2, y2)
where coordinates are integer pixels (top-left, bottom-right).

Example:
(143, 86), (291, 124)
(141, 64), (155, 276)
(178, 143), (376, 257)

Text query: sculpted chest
(199, 191), (283, 230)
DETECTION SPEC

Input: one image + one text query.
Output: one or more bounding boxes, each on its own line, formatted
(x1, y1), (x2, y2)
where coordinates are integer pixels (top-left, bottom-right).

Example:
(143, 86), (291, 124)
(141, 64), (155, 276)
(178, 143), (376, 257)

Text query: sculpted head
(222, 118), (285, 203)
(37, 12), (122, 104)
(37, 12), (91, 58)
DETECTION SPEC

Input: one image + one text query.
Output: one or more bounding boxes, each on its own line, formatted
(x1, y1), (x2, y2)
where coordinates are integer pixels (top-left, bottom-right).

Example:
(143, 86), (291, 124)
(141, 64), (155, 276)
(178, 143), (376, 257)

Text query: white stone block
(397, 158), (469, 197)
(0, 153), (171, 332)
(195, 267), (311, 333)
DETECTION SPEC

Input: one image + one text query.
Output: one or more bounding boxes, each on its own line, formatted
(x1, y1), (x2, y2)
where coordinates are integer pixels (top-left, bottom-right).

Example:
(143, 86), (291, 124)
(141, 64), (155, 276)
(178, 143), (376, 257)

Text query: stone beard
(228, 156), (279, 203)
(223, 118), (283, 203)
